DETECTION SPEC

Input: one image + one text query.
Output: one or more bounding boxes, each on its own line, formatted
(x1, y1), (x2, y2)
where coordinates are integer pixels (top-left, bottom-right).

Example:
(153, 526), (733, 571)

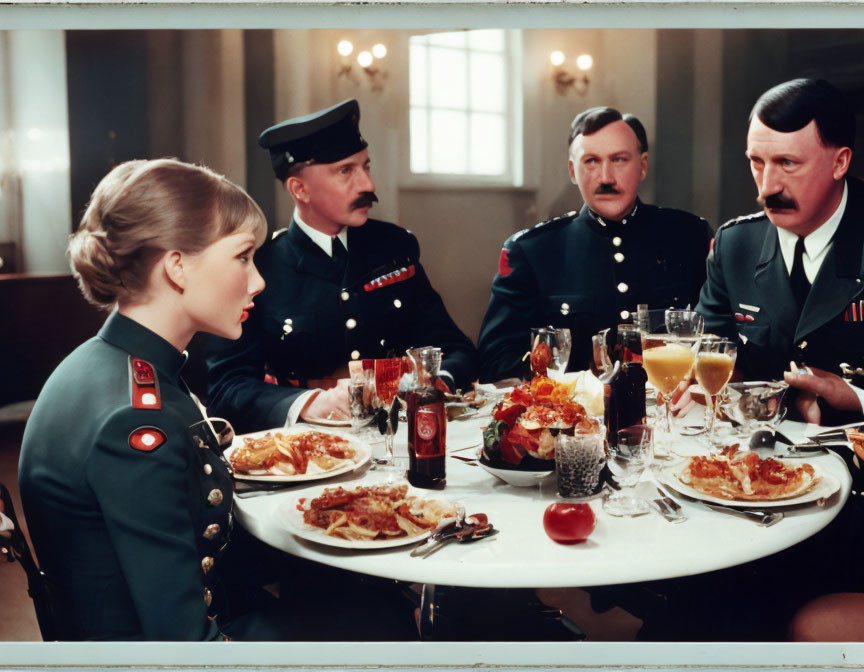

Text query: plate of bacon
(224, 429), (371, 482)
(658, 447), (839, 507)
(280, 483), (462, 549)
(480, 376), (599, 473)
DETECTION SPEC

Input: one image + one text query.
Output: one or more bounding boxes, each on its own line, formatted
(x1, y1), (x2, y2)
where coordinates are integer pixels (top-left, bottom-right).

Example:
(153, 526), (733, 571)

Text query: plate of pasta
(279, 483), (462, 549)
(224, 429), (371, 482)
(658, 447), (839, 507)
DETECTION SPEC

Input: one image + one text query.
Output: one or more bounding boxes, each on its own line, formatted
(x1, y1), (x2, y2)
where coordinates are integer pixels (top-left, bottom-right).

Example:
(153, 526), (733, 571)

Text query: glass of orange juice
(694, 339), (737, 449)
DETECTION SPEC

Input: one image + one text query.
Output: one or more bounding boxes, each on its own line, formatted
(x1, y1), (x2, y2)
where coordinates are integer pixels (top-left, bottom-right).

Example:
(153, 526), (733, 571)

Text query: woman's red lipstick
(241, 302), (255, 323)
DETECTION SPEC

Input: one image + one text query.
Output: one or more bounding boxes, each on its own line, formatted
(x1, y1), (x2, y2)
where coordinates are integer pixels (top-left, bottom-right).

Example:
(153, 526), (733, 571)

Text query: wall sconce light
(336, 40), (388, 92)
(550, 51), (592, 95)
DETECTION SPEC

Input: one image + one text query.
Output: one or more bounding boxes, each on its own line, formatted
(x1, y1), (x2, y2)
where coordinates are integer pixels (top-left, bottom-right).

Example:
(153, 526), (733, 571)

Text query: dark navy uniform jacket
(19, 312), (233, 640)
(478, 201), (712, 381)
(697, 177), (864, 398)
(206, 218), (478, 434)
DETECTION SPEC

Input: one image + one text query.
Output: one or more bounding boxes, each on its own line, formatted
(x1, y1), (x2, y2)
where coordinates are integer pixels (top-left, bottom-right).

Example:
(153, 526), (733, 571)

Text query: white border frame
(3, 2), (864, 669)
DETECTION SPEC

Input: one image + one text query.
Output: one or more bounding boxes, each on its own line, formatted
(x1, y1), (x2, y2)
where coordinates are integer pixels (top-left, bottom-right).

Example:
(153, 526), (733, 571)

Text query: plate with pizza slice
(658, 447), (840, 508)
(278, 483), (462, 549)
(224, 428), (371, 483)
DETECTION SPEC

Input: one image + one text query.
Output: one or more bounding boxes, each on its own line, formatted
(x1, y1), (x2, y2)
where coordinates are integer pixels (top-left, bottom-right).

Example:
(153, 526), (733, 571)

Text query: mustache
(758, 192), (796, 210)
(350, 192), (379, 210)
(595, 183), (620, 195)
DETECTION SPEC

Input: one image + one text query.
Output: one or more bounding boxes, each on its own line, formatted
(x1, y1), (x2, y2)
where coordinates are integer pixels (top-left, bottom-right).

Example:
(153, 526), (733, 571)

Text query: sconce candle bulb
(550, 51), (565, 67)
(337, 40), (354, 57)
(576, 54), (593, 71)
(372, 43), (387, 59)
(357, 51), (374, 68)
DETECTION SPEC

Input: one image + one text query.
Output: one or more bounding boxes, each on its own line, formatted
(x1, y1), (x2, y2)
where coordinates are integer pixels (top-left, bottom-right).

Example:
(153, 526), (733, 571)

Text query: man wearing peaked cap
(206, 99), (477, 433)
(477, 106), (712, 381)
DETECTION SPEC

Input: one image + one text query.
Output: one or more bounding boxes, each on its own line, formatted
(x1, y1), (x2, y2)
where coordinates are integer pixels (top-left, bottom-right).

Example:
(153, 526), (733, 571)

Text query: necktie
(331, 236), (348, 276)
(789, 235), (811, 311)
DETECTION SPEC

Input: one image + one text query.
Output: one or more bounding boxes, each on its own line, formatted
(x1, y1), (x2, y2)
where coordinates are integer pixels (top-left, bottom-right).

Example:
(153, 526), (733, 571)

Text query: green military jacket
(19, 311), (232, 640)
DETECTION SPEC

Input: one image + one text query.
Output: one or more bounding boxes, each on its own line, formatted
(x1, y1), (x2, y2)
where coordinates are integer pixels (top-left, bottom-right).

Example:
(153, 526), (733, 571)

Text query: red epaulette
(128, 356), (162, 410)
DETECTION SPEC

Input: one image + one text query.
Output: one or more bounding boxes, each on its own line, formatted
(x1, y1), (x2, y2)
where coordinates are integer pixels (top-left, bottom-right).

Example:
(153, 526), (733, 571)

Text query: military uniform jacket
(206, 218), (478, 433)
(478, 201), (712, 381)
(697, 177), (864, 391)
(19, 312), (232, 640)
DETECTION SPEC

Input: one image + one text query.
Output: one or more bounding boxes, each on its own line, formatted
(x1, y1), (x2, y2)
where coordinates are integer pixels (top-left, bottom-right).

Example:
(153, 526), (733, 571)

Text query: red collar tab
(363, 265), (415, 292)
(128, 356), (162, 410)
(128, 426), (167, 452)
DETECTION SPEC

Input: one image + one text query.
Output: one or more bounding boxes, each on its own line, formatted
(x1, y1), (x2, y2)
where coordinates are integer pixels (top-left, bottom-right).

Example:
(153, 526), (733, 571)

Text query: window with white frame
(409, 29), (520, 183)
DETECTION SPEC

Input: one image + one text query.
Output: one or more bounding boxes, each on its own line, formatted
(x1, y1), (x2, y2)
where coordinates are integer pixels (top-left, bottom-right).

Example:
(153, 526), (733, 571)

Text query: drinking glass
(372, 358), (402, 470)
(529, 327), (572, 380)
(641, 333), (697, 437)
(694, 339), (737, 449)
(602, 424), (653, 516)
(554, 431), (606, 499)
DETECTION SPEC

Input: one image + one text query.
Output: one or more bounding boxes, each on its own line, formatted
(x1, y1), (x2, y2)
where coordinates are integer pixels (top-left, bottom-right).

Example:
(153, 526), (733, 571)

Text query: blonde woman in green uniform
(18, 158), (268, 640)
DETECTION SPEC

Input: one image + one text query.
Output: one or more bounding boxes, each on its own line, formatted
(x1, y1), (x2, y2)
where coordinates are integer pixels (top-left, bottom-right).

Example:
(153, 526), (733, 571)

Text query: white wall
(5, 31), (72, 274)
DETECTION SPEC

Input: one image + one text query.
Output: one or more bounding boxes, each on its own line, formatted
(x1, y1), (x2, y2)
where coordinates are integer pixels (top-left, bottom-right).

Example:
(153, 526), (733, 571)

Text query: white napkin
(0, 510), (14, 538)
(560, 370), (605, 417)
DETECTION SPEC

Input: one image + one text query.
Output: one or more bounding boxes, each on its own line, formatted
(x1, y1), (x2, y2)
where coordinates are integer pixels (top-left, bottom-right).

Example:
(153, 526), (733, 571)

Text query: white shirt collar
(775, 180), (847, 277)
(293, 210), (348, 257)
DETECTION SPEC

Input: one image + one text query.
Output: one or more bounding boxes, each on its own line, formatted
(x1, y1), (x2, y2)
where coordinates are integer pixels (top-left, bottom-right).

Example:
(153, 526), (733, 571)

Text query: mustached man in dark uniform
(477, 107), (712, 381)
(697, 78), (864, 426)
(18, 159), (283, 640)
(206, 99), (477, 433)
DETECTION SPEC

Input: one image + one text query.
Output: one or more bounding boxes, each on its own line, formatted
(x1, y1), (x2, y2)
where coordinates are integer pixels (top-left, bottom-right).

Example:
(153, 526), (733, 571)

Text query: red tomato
(543, 503), (596, 545)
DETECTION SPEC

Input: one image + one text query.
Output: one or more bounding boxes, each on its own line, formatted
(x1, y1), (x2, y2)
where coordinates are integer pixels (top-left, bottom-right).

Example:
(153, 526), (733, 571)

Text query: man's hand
(300, 378), (351, 422)
(784, 365), (862, 425)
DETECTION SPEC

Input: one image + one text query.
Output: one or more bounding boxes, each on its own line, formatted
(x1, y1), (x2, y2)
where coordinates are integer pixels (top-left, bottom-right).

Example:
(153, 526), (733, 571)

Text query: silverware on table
(450, 455), (479, 466)
(700, 501), (784, 527)
(652, 486), (687, 523)
(410, 513), (496, 558)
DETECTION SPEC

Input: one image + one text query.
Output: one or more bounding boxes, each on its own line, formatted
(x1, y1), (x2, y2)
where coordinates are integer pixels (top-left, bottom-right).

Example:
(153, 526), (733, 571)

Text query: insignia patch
(364, 265), (416, 292)
(498, 248), (513, 277)
(129, 427), (167, 452)
(129, 357), (162, 410)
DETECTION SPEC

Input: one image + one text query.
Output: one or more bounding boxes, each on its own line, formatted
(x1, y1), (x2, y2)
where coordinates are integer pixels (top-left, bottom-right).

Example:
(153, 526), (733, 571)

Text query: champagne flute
(529, 327), (572, 380)
(694, 339), (737, 449)
(372, 357), (402, 471)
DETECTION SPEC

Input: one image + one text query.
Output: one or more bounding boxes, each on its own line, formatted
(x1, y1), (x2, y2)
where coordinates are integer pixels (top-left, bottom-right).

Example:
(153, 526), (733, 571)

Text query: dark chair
(0, 481), (80, 641)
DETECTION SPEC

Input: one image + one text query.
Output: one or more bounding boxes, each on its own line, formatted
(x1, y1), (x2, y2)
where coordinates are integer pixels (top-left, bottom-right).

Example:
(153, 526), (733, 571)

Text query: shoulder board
(718, 211), (766, 232)
(128, 356), (162, 410)
(511, 211), (577, 244)
(271, 227), (288, 240)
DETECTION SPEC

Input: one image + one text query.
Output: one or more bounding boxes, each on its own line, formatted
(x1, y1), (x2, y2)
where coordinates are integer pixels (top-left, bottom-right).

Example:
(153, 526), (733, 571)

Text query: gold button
(351, 350), (360, 360)
(617, 283), (629, 294)
(612, 236), (622, 247)
(346, 318), (357, 329)
(207, 489), (223, 507)
(204, 588), (212, 607)
(201, 557), (214, 574)
(203, 464), (212, 475)
(282, 324), (293, 335)
(203, 524), (221, 540)
(340, 291), (350, 301)
(620, 310), (630, 320)
(393, 299), (402, 308)
(614, 252), (625, 263)
(196, 437), (207, 449)
(560, 303), (570, 315)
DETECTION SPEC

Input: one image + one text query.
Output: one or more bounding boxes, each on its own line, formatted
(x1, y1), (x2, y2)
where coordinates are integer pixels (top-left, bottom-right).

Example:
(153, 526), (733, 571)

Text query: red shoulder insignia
(128, 357), (162, 410)
(363, 265), (416, 292)
(129, 426), (167, 452)
(498, 248), (513, 277)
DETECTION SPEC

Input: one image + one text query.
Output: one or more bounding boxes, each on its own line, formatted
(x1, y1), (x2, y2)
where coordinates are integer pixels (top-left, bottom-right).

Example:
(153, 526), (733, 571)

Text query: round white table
(232, 412), (851, 588)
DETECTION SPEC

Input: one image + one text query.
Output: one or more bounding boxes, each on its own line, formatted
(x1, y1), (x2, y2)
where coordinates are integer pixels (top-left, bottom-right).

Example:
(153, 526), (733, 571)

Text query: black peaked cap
(259, 99), (368, 181)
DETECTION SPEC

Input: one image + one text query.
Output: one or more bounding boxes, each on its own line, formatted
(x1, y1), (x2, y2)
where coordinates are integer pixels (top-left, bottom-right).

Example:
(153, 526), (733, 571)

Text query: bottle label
(414, 406), (444, 458)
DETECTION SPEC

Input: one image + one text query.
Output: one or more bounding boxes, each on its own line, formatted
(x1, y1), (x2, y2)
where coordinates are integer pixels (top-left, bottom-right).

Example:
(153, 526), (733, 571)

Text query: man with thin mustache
(207, 99), (477, 432)
(697, 78), (864, 425)
(478, 106), (712, 381)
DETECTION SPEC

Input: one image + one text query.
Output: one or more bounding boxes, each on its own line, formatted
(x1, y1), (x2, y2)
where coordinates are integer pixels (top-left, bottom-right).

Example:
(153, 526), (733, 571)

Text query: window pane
(428, 31), (467, 48)
(430, 110), (467, 174)
(468, 29), (504, 52)
(410, 108), (429, 174)
(469, 52), (505, 113)
(469, 113), (506, 175)
(409, 43), (427, 106)
(429, 47), (467, 109)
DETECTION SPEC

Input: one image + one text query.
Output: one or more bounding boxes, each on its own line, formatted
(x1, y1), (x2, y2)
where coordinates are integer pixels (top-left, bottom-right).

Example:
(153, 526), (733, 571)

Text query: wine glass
(372, 357), (402, 470)
(602, 424), (653, 517)
(529, 327), (572, 380)
(694, 339), (737, 450)
(641, 310), (702, 446)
